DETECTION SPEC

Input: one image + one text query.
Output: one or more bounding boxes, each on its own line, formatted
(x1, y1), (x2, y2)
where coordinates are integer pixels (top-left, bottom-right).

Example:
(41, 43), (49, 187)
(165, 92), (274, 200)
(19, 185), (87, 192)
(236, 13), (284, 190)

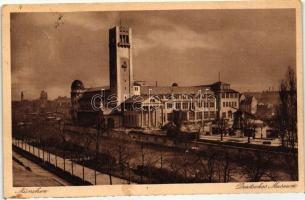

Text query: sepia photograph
(2, 0), (304, 198)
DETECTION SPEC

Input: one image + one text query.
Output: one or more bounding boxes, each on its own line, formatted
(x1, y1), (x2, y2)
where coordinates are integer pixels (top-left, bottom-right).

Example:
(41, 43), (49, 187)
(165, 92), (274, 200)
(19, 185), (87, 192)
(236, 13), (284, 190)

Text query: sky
(10, 9), (296, 100)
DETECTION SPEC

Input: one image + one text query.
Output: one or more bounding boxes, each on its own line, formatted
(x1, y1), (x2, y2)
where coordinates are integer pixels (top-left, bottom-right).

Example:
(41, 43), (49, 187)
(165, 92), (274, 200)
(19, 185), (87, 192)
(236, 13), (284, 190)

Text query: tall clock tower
(109, 25), (134, 105)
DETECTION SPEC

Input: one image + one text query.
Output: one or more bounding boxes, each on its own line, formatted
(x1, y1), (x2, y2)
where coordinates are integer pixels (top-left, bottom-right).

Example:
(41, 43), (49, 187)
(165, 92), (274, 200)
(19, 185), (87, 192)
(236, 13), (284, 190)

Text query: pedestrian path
(13, 151), (70, 186)
(12, 139), (130, 185)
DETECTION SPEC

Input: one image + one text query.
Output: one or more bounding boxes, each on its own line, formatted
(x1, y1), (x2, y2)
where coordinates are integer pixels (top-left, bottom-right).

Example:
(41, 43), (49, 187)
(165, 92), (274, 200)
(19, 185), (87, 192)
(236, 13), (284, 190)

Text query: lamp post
(183, 149), (189, 181)
(148, 89), (152, 128)
(95, 108), (104, 185)
(204, 88), (210, 135)
(198, 90), (203, 126)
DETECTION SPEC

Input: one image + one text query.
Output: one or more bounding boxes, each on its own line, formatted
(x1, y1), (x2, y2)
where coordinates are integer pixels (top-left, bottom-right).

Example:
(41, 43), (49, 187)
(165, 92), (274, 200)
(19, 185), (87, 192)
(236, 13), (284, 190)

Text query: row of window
(167, 111), (216, 121)
(124, 114), (137, 126)
(166, 102), (215, 110)
(222, 101), (237, 108)
(221, 93), (238, 99)
(222, 111), (233, 119)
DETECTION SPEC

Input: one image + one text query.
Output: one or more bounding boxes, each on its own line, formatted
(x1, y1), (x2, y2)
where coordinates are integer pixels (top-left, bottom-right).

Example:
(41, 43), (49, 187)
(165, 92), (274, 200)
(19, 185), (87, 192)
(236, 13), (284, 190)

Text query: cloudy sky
(11, 9), (296, 100)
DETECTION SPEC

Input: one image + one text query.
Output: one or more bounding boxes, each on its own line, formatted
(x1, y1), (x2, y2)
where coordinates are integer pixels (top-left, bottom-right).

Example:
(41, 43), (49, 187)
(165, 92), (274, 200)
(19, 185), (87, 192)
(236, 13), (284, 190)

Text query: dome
(71, 80), (84, 90)
(172, 83), (178, 87)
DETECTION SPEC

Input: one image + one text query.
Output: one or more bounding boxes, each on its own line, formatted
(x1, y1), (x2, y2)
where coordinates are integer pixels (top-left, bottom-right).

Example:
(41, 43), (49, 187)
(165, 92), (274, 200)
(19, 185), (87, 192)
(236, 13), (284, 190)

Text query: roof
(85, 86), (110, 92)
(244, 91), (280, 105)
(140, 86), (213, 95)
(124, 95), (161, 104)
(211, 81), (230, 85)
(219, 88), (239, 93)
(240, 95), (256, 104)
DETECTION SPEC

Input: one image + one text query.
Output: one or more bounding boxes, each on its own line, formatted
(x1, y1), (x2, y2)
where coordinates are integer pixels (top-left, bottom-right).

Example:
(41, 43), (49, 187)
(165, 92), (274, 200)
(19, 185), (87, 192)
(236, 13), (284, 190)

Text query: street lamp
(204, 88), (210, 135)
(148, 89), (152, 128)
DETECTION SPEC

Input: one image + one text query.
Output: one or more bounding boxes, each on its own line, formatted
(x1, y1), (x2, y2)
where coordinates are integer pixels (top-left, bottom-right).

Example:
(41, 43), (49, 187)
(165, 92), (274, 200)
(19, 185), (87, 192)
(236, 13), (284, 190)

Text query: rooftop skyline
(11, 9), (296, 100)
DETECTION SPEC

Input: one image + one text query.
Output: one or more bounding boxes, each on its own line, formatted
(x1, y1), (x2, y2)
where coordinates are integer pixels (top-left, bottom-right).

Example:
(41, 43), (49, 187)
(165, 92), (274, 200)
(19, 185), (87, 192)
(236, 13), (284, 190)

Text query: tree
(240, 151), (274, 182)
(243, 117), (256, 144)
(94, 110), (106, 184)
(216, 151), (232, 182)
(217, 117), (228, 141)
(276, 66), (298, 180)
(278, 66), (297, 148)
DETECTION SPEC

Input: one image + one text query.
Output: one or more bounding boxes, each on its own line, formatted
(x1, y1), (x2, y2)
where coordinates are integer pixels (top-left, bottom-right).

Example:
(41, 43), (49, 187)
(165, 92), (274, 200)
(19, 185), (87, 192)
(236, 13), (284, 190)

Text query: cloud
(134, 25), (219, 56)
(10, 10), (296, 100)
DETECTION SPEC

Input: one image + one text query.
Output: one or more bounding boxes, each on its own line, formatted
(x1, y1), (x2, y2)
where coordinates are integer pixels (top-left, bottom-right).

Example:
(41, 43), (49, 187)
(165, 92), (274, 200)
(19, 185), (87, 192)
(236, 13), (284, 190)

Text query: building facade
(239, 95), (258, 114)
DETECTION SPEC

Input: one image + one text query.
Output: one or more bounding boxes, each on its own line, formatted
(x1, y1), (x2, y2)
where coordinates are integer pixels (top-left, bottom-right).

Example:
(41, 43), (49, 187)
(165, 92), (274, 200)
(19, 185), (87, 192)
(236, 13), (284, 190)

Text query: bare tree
(277, 66), (298, 180)
(240, 151), (274, 182)
(216, 151), (232, 182)
(217, 117), (228, 141)
(243, 117), (256, 144)
(94, 110), (105, 184)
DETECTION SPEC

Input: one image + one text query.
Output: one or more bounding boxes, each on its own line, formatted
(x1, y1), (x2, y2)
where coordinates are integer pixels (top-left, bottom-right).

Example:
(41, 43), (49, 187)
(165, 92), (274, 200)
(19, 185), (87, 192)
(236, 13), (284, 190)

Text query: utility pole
(160, 152), (163, 169)
(148, 89), (152, 128)
(82, 159), (85, 181)
(141, 137), (144, 183)
(95, 109), (104, 185)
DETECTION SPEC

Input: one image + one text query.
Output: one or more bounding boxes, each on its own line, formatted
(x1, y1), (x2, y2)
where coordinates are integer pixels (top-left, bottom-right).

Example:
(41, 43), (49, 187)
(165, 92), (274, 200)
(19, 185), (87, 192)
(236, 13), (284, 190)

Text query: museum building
(70, 25), (240, 129)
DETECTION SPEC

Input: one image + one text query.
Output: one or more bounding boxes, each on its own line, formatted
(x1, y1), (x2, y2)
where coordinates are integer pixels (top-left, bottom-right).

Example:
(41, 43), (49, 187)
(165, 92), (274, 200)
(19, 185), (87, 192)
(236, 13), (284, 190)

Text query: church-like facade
(70, 25), (240, 131)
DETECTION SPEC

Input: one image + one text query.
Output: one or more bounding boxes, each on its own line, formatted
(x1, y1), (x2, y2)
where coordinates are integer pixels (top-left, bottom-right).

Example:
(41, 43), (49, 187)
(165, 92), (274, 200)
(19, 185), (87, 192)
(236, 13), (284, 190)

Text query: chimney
(21, 91), (24, 102)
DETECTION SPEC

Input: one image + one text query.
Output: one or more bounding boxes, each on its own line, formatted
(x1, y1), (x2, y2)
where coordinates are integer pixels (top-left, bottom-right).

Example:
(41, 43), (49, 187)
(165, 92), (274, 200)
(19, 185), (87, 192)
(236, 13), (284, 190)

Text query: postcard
(2, 0), (304, 198)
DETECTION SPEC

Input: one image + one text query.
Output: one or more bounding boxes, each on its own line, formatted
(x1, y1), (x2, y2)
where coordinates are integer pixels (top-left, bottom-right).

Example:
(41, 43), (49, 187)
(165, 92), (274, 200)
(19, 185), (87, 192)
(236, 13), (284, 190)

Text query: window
(134, 87), (138, 91)
(190, 102), (195, 110)
(222, 112), (226, 118)
(210, 111), (215, 119)
(183, 102), (188, 110)
(228, 111), (232, 118)
(182, 112), (188, 121)
(204, 111), (209, 119)
(223, 102), (226, 107)
(196, 112), (202, 120)
(210, 102), (215, 108)
(167, 113), (173, 121)
(167, 103), (173, 109)
(176, 102), (181, 110)
(230, 93), (233, 98)
(226, 93), (229, 98)
(198, 102), (202, 108)
(222, 93), (225, 98)
(189, 112), (195, 120)
(226, 102), (229, 107)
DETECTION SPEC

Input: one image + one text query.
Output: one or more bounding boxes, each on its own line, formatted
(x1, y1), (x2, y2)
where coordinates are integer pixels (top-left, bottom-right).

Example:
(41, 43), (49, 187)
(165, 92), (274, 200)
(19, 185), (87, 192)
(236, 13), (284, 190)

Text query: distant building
(39, 90), (48, 113)
(239, 95), (258, 114)
(244, 91), (279, 119)
(53, 96), (71, 119)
